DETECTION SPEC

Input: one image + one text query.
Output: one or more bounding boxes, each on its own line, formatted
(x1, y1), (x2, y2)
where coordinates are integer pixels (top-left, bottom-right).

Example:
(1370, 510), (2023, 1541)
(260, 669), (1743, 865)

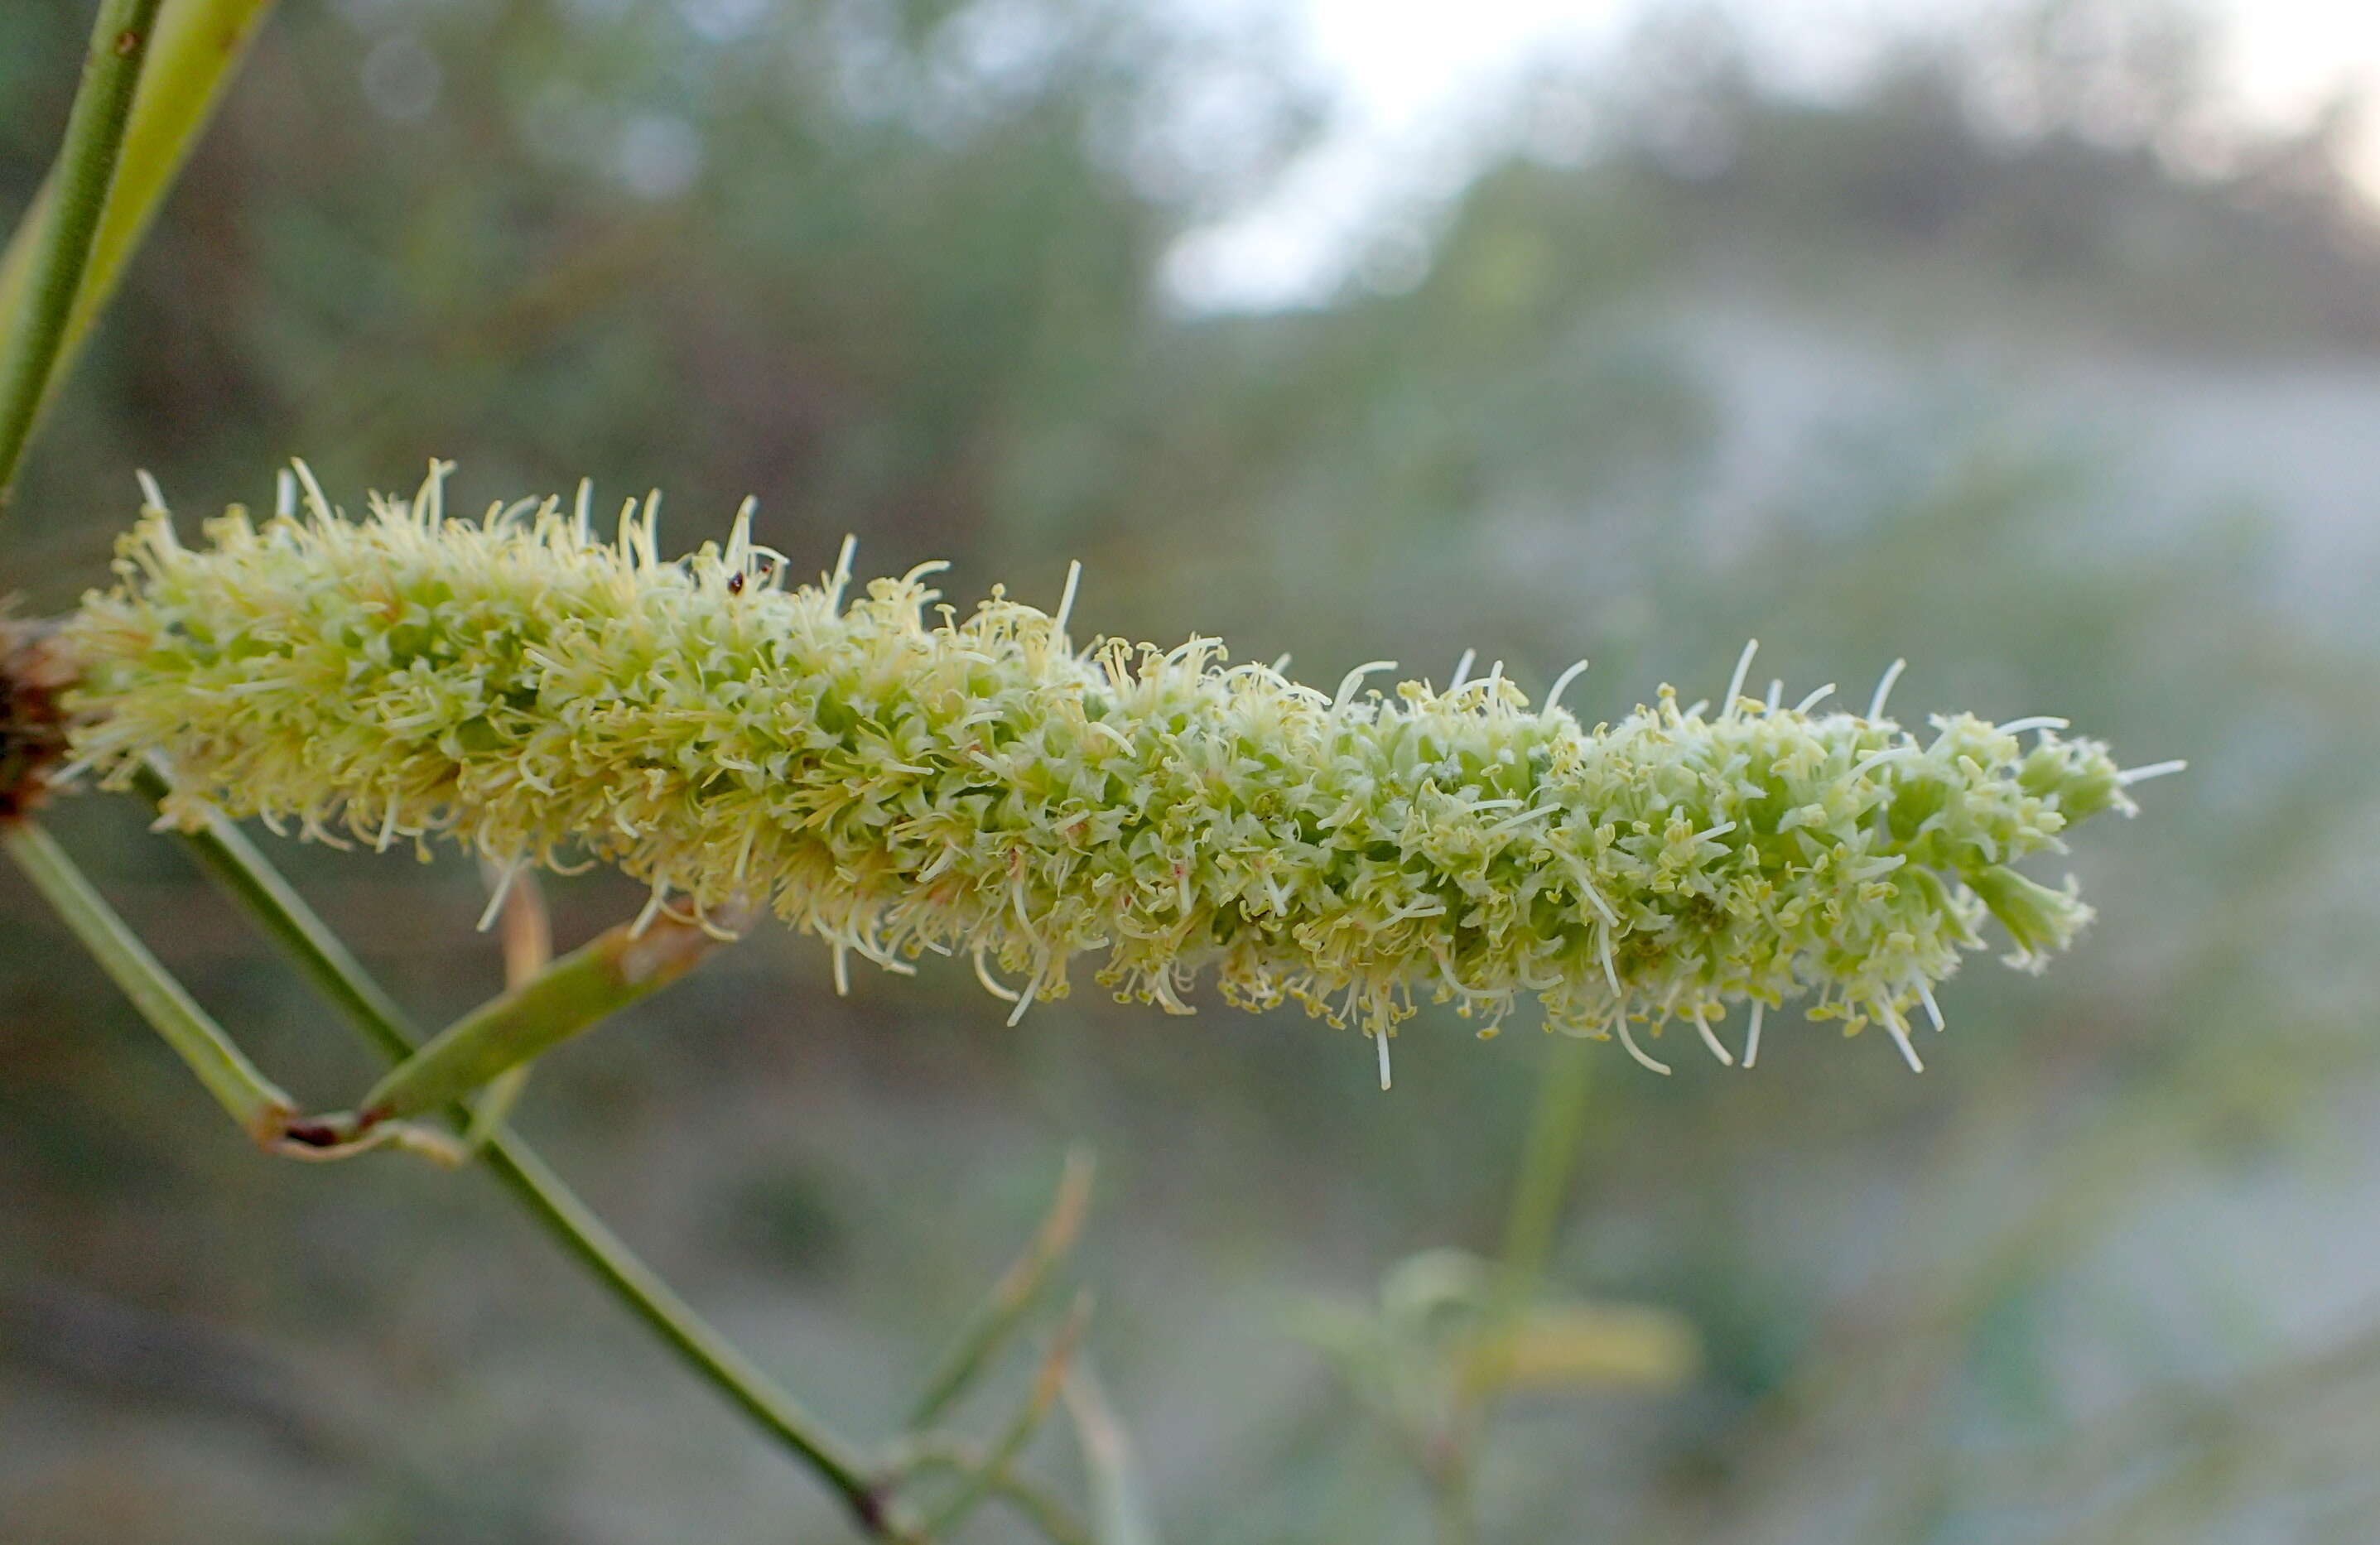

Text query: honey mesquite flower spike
(60, 464), (2177, 1083)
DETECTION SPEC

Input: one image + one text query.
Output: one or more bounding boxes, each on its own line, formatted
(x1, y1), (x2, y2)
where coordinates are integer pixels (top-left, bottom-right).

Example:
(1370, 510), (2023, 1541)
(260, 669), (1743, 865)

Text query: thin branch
(0, 0), (166, 508)
(921, 1292), (1093, 1538)
(130, 763), (415, 1059)
(0, 0), (279, 488)
(476, 1137), (900, 1536)
(128, 771), (902, 1538)
(2, 817), (292, 1141)
(493, 865), (553, 986)
(909, 1145), (1096, 1428)
(1062, 1358), (1163, 1545)
(344, 902), (745, 1132)
(1498, 1033), (1593, 1292)
(468, 863), (549, 1144)
(884, 1437), (1093, 1545)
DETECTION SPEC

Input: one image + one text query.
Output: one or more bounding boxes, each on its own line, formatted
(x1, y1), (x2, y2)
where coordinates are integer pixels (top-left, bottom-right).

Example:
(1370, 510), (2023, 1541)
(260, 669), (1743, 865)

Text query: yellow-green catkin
(61, 464), (2178, 1080)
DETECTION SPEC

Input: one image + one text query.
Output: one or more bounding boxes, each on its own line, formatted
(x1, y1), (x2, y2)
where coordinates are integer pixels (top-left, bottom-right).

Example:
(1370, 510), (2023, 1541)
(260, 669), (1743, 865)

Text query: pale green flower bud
(60, 465), (2175, 1082)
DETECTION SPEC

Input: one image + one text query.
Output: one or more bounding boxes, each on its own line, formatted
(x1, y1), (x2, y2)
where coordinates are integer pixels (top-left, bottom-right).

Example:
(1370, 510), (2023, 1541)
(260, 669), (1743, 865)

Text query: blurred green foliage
(5, 1), (2380, 1542)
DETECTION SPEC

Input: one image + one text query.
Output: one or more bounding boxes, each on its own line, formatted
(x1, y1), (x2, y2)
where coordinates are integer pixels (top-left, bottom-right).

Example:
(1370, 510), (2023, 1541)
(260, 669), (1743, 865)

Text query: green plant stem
(466, 866), (548, 1144)
(886, 1437), (1092, 1545)
(2, 818), (293, 1140)
(1062, 1361), (1162, 1545)
(921, 1292), (1091, 1538)
(1409, 1033), (1593, 1545)
(908, 1145), (1096, 1428)
(0, 0), (166, 508)
(131, 772), (897, 1538)
(355, 907), (736, 1127)
(132, 763), (416, 1060)
(1499, 1033), (1593, 1291)
(0, 0), (278, 484)
(478, 1138), (898, 1534)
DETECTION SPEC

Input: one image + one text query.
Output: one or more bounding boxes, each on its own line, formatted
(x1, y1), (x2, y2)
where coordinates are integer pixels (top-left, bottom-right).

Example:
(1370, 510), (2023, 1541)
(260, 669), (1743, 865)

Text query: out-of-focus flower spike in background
(2, 1), (2378, 1542)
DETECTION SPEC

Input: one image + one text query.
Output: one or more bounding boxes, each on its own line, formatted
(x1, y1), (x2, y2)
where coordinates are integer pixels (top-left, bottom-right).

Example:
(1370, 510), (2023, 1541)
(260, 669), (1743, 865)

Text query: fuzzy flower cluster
(61, 465), (2175, 1081)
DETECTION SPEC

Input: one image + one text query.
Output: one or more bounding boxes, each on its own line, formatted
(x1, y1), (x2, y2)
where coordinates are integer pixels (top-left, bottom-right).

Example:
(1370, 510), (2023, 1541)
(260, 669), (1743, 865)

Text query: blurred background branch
(0, 0), (162, 507)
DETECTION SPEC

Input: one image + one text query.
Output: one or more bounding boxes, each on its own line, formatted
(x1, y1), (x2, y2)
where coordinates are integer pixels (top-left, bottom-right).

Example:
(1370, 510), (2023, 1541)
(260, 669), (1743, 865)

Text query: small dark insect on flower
(727, 570), (745, 594)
